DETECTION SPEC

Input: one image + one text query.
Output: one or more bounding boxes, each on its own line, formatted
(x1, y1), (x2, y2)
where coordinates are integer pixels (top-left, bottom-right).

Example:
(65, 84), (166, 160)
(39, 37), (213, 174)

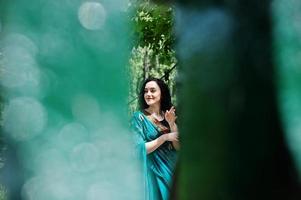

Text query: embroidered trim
(142, 110), (170, 134)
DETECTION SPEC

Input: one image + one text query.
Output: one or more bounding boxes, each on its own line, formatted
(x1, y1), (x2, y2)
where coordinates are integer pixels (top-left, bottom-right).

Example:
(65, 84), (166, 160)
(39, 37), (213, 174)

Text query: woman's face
(144, 81), (161, 107)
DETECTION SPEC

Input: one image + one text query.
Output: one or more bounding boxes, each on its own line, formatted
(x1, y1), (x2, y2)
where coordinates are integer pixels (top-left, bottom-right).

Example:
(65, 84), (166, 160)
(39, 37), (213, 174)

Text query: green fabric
(131, 111), (178, 200)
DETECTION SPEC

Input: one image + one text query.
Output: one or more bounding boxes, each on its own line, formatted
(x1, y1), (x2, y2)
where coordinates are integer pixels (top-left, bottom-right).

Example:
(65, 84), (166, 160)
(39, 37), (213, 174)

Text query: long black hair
(139, 77), (172, 112)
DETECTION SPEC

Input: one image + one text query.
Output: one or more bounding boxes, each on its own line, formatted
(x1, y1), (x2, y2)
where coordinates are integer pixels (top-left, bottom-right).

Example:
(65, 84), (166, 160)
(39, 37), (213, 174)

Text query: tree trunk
(172, 0), (301, 199)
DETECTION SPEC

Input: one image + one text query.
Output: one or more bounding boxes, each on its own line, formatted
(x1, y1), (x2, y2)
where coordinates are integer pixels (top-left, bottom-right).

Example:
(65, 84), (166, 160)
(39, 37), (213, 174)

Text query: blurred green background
(0, 0), (142, 199)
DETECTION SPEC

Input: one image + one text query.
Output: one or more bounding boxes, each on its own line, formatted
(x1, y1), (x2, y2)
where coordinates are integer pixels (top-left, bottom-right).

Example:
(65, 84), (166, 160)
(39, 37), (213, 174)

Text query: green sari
(131, 111), (178, 200)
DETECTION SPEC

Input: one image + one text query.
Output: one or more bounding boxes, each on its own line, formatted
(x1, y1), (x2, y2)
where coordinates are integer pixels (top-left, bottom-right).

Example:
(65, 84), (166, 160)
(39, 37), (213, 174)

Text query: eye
(150, 89), (156, 93)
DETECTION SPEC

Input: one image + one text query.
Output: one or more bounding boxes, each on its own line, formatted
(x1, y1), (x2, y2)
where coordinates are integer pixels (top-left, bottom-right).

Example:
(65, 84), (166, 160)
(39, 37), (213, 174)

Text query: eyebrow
(145, 87), (156, 89)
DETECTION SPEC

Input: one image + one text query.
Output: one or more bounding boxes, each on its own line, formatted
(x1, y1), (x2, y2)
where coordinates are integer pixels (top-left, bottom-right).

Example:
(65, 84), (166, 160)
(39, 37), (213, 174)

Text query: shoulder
(131, 111), (146, 130)
(132, 111), (145, 122)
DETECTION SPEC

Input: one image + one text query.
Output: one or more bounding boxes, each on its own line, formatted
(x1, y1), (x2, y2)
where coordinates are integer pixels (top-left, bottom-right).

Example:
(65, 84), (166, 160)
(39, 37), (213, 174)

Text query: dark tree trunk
(171, 0), (301, 199)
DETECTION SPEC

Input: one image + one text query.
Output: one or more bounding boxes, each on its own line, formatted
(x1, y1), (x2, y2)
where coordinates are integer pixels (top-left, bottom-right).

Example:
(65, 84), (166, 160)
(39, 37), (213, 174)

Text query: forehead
(145, 81), (160, 89)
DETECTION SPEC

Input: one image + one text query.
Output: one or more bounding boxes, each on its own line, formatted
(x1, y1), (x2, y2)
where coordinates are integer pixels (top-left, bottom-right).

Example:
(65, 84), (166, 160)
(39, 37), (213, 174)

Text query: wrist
(169, 122), (177, 131)
(168, 122), (176, 126)
(161, 134), (168, 142)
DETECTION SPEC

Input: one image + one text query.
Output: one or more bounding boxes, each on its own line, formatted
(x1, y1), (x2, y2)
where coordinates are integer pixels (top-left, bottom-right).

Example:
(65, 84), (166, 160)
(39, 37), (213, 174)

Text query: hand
(165, 132), (179, 142)
(165, 106), (177, 125)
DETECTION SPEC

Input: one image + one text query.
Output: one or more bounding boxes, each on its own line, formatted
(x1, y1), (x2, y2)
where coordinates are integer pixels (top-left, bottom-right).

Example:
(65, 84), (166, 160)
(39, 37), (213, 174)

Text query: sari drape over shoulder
(131, 111), (178, 200)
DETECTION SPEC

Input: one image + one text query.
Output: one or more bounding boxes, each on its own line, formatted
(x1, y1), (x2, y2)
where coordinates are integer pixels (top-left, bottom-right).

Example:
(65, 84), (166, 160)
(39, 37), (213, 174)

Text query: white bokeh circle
(78, 2), (107, 30)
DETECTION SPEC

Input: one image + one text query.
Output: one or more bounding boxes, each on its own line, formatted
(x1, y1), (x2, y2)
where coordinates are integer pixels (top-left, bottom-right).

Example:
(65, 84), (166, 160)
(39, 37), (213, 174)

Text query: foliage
(128, 0), (177, 113)
(131, 1), (175, 65)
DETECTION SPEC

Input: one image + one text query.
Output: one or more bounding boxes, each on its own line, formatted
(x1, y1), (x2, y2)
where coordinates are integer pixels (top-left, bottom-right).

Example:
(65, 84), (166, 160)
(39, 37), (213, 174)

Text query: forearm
(169, 123), (180, 150)
(145, 134), (166, 154)
(169, 122), (178, 132)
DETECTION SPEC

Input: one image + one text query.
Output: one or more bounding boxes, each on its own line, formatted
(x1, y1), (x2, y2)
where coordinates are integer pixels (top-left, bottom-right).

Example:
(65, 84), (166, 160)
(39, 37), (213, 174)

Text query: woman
(131, 77), (179, 200)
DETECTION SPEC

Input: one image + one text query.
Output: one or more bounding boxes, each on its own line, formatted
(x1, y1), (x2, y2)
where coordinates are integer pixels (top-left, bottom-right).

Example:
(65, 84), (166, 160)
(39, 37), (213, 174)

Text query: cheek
(157, 92), (161, 100)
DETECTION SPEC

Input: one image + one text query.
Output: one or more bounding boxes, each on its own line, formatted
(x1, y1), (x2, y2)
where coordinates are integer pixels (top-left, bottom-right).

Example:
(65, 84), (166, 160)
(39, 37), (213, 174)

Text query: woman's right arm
(145, 132), (178, 154)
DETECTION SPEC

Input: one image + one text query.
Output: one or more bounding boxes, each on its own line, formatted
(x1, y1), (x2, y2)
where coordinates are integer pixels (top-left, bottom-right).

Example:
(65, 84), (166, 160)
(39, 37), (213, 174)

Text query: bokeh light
(69, 143), (99, 173)
(0, 34), (41, 96)
(57, 123), (88, 152)
(71, 94), (102, 130)
(0, 0), (143, 199)
(3, 97), (47, 141)
(78, 2), (107, 30)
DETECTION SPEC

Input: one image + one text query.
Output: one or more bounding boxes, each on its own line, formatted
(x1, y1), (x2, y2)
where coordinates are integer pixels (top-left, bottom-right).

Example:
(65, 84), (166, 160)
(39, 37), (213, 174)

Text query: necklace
(144, 110), (169, 134)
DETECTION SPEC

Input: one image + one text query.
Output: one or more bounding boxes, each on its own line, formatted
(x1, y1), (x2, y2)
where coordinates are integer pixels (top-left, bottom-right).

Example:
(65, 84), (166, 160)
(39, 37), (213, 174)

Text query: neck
(146, 104), (161, 115)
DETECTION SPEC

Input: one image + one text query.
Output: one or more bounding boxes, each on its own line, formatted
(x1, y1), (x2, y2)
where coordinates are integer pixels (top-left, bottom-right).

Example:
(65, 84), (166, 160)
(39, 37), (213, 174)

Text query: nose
(146, 90), (151, 97)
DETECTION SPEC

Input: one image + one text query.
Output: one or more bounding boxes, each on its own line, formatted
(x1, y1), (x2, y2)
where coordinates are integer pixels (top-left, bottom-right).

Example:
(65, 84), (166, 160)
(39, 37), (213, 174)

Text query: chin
(146, 102), (153, 106)
(145, 101), (153, 106)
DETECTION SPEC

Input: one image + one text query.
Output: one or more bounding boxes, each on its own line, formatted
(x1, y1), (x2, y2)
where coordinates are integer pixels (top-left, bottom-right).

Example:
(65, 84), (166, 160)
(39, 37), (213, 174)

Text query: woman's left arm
(165, 107), (180, 150)
(169, 122), (180, 150)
